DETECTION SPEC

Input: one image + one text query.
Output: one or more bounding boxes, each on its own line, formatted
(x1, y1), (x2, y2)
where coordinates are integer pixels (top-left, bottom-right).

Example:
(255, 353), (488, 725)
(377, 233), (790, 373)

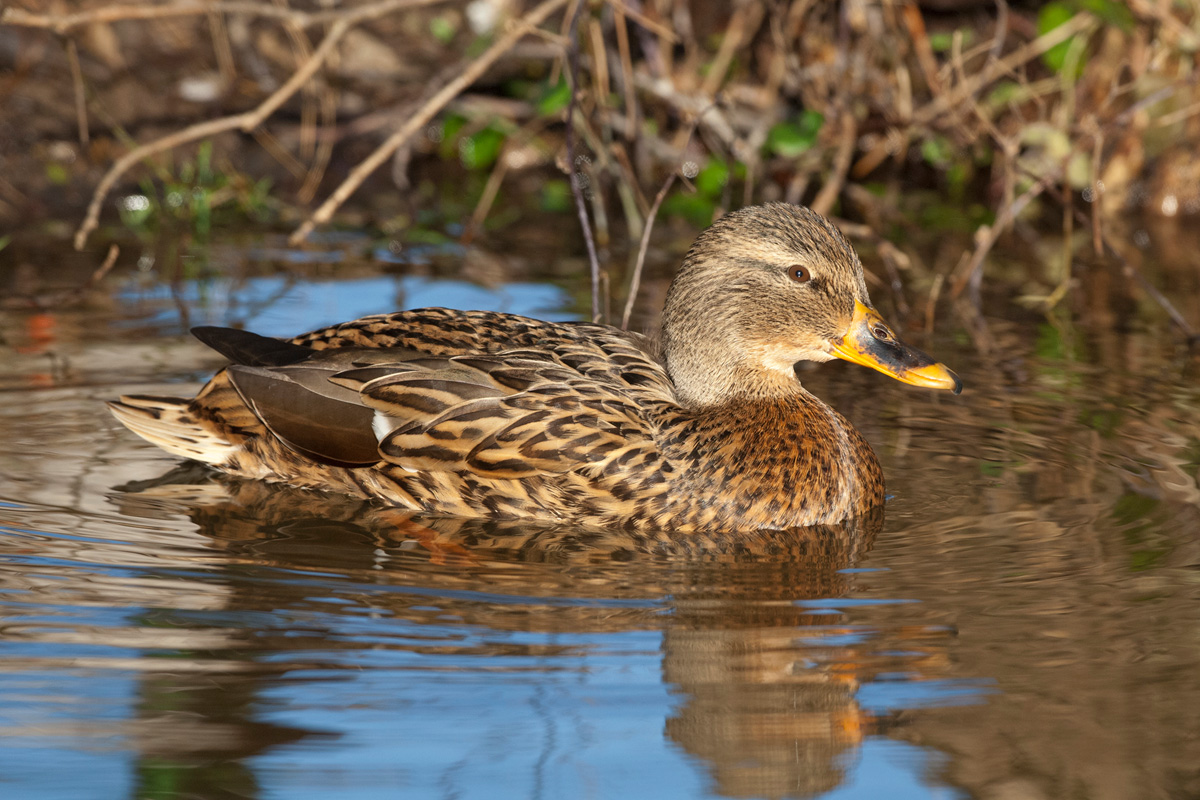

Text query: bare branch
(289, 0), (570, 246)
(3, 0), (434, 33)
(71, 0), (454, 250)
(563, 0), (604, 322)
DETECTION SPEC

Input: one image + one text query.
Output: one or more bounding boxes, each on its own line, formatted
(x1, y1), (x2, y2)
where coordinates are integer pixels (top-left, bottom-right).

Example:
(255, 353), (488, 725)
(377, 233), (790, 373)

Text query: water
(1, 233), (1198, 799)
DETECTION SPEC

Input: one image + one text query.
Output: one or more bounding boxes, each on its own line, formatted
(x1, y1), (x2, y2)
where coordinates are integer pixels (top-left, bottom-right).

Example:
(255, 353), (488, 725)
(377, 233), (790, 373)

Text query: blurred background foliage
(2, 0), (1200, 337)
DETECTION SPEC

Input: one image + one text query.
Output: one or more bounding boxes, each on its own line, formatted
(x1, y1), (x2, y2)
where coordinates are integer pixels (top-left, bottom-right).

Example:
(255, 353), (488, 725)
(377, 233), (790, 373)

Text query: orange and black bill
(829, 300), (963, 394)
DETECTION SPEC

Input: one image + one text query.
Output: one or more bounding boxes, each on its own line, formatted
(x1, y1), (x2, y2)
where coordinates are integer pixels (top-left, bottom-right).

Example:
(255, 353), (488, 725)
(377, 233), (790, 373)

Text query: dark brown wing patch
(226, 366), (382, 467)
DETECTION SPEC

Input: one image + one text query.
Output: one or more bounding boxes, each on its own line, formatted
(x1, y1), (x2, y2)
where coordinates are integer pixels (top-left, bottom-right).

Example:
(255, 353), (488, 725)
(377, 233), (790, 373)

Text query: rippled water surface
(1, 234), (1198, 799)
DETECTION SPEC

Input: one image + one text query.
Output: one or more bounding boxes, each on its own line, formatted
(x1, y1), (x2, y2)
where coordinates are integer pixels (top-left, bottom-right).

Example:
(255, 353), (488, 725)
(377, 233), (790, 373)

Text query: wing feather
(198, 313), (677, 482)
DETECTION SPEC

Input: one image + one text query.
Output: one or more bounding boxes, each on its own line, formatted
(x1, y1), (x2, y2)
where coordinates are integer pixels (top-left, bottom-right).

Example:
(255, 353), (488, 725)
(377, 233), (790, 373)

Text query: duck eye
(788, 265), (811, 283)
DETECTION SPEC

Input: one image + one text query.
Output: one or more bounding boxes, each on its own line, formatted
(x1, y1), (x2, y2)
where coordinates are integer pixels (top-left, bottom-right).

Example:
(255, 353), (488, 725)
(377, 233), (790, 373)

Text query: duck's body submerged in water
(110, 203), (961, 531)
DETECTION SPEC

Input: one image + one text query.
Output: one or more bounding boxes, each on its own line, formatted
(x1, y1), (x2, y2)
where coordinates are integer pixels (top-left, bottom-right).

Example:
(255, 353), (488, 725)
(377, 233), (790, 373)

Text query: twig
(74, 12), (354, 249)
(912, 11), (1095, 126)
(1, 244), (120, 310)
(463, 158), (511, 244)
(65, 39), (88, 146)
(811, 111), (856, 216)
(1127, 0), (1200, 50)
(1042, 172), (1075, 310)
(1109, 244), (1198, 343)
(208, 9), (237, 88)
(832, 215), (912, 316)
(280, 12), (318, 162)
(901, 1), (944, 97)
(1090, 128), (1103, 257)
(1149, 99), (1200, 128)
(1053, 189), (1199, 343)
(951, 174), (1053, 305)
(878, 243), (911, 317)
(563, 0), (603, 322)
(73, 0), (453, 250)
(610, 142), (649, 216)
(252, 128), (308, 178)
(90, 244), (121, 288)
(77, 118), (242, 249)
(588, 18), (610, 106)
(988, 0), (1010, 66)
(699, 3), (755, 99)
(784, 170), (811, 206)
(620, 172), (675, 330)
(602, 0), (678, 43)
(298, 83), (338, 204)
(620, 106), (711, 329)
(3, 2), (277, 31)
(289, 0), (570, 246)
(924, 273), (944, 333)
(612, 0), (638, 140)
(461, 119), (551, 242)
(632, 73), (740, 150)
(1, 0), (428, 32)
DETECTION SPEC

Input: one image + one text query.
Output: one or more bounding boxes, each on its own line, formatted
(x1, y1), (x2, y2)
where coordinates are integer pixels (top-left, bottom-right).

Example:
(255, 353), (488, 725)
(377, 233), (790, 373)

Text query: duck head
(661, 203), (962, 407)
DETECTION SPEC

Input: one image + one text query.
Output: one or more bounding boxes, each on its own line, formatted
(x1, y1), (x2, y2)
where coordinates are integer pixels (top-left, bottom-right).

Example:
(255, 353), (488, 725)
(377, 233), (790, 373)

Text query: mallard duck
(110, 203), (961, 531)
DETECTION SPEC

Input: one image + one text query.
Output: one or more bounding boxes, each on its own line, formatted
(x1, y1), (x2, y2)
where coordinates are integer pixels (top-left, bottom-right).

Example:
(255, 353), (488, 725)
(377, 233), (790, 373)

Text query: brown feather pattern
(106, 203), (962, 532)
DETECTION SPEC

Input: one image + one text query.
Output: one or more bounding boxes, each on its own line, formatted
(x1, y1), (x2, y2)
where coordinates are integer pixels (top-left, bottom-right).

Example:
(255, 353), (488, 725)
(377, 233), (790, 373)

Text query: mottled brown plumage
(109, 203), (961, 532)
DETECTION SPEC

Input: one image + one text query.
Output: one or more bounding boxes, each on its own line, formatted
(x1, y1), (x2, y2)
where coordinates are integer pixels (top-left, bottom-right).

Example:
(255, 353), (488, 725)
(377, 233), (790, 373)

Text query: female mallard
(110, 203), (961, 531)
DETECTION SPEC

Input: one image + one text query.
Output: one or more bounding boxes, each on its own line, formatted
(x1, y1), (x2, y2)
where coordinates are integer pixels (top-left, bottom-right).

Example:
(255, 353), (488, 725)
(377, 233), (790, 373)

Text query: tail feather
(108, 395), (238, 465)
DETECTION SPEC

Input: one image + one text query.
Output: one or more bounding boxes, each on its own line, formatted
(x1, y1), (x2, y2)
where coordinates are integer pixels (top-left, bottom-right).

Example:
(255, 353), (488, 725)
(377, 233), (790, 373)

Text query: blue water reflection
(0, 491), (990, 800)
(116, 274), (575, 337)
(7, 257), (1194, 800)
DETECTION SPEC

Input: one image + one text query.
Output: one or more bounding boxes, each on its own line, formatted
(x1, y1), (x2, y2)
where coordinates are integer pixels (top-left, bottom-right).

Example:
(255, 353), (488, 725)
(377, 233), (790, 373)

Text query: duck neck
(664, 337), (809, 408)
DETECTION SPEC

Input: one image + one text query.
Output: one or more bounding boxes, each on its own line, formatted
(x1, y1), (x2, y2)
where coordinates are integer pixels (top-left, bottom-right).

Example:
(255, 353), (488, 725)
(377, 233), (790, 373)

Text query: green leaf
(465, 35), (491, 59)
(540, 178), (572, 212)
(694, 159), (730, 197)
(502, 78), (535, 100)
(1112, 491), (1159, 527)
(460, 125), (506, 170)
(917, 201), (994, 233)
(536, 78), (571, 117)
(946, 161), (970, 197)
(765, 110), (824, 158)
(191, 188), (211, 238)
(929, 29), (974, 53)
(986, 80), (1022, 108)
(430, 14), (458, 44)
(44, 162), (70, 185)
(1034, 321), (1080, 361)
(921, 136), (954, 167)
(438, 114), (467, 160)
(1037, 2), (1083, 75)
(196, 140), (213, 186)
(405, 227), (454, 246)
(1076, 405), (1124, 438)
(980, 461), (1004, 478)
(1078, 0), (1134, 30)
(663, 193), (717, 227)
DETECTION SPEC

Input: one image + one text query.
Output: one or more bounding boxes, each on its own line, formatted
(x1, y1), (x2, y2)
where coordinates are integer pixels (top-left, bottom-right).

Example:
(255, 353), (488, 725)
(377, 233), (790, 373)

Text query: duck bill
(828, 301), (963, 394)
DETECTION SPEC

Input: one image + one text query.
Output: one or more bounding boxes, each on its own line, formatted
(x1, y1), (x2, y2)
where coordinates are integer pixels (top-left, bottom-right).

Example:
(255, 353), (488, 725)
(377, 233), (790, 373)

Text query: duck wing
(204, 322), (675, 480)
(355, 354), (655, 478)
(287, 307), (662, 364)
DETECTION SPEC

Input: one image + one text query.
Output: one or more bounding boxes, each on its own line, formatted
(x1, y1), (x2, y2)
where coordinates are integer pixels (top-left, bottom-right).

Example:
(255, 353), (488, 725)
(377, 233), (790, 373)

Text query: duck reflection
(127, 670), (317, 800)
(110, 474), (906, 799)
